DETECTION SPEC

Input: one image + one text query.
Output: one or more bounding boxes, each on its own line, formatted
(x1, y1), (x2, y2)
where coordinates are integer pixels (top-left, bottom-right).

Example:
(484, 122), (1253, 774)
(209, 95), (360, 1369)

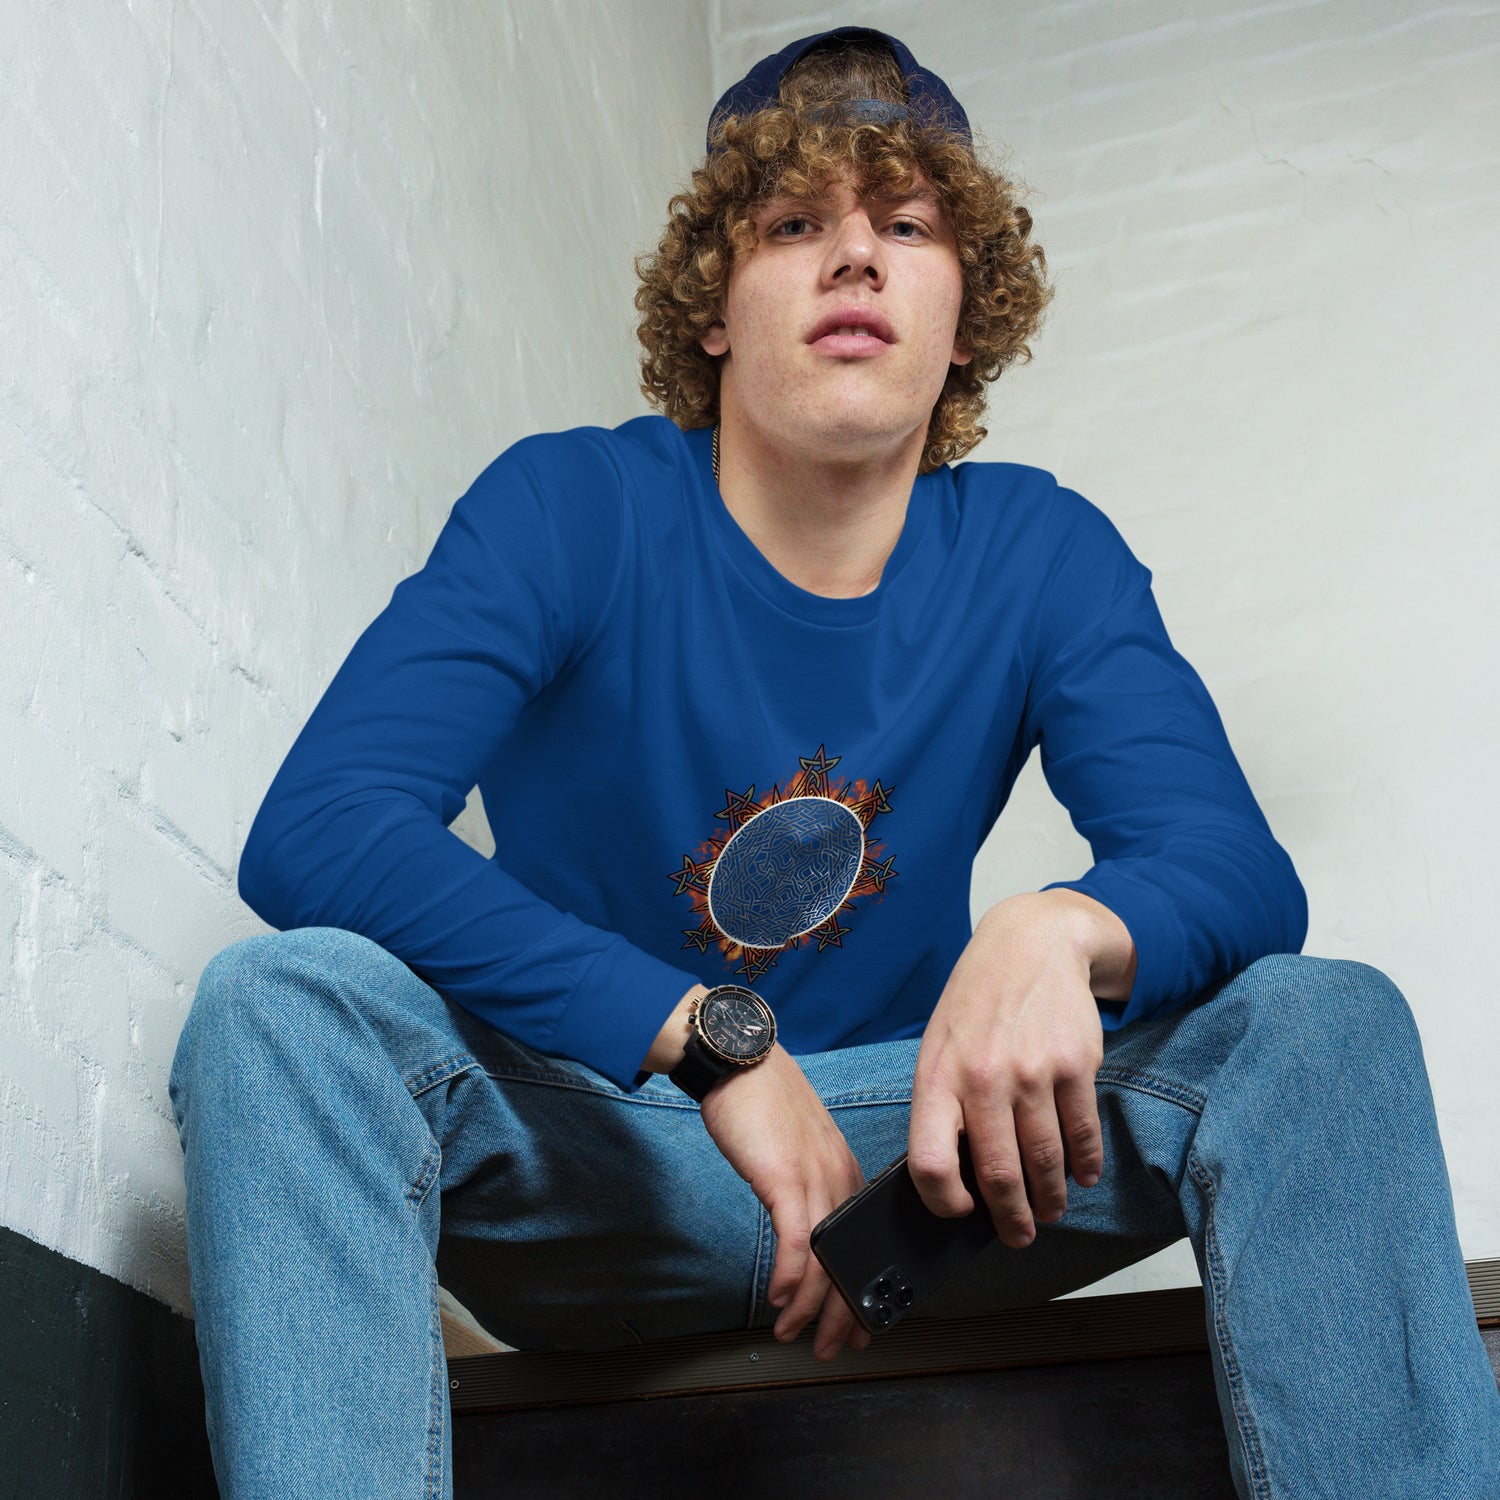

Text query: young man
(171, 28), (1499, 1499)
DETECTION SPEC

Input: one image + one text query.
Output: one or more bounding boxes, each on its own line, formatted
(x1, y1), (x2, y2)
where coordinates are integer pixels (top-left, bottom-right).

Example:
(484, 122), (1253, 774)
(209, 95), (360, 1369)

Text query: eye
(888, 218), (926, 241)
(768, 214), (815, 240)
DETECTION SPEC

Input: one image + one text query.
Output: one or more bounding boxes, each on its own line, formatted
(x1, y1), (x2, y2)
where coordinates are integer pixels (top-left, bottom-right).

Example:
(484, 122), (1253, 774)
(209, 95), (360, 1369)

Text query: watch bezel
(691, 984), (777, 1068)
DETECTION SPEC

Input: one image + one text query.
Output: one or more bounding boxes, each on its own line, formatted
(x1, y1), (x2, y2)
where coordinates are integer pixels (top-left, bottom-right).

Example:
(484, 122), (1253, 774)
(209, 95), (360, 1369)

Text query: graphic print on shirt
(668, 745), (898, 981)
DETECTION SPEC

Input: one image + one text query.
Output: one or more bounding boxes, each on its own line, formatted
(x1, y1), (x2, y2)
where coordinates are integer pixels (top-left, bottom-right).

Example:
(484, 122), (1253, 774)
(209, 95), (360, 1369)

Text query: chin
(795, 409), (928, 461)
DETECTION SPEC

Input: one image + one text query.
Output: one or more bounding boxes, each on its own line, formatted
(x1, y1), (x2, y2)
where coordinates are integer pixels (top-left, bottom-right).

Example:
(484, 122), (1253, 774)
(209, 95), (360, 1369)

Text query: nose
(821, 209), (885, 289)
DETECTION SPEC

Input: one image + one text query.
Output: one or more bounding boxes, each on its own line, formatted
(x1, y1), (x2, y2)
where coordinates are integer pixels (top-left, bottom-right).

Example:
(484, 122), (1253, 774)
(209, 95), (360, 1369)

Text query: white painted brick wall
(5, 0), (1495, 1321)
(715, 2), (1500, 1290)
(1, 0), (709, 1311)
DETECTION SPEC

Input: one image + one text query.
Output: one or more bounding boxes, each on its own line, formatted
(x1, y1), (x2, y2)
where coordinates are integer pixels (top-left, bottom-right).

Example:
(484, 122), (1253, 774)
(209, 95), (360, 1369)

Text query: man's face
(700, 169), (973, 466)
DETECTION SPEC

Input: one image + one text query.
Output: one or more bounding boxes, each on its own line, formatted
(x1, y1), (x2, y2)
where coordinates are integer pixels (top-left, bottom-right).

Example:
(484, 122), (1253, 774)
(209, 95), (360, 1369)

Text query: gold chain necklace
(711, 423), (721, 485)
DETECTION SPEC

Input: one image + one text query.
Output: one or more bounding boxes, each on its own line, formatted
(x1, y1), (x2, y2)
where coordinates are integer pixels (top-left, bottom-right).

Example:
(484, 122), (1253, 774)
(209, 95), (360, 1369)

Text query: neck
(712, 412), (927, 599)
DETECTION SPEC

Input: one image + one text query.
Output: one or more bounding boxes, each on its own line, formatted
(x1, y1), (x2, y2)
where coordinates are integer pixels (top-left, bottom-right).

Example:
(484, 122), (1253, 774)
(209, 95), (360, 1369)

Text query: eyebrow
(880, 187), (943, 211)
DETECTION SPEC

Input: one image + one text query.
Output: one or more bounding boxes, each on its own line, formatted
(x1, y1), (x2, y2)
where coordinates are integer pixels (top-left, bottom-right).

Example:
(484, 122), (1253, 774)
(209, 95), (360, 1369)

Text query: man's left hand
(907, 890), (1134, 1246)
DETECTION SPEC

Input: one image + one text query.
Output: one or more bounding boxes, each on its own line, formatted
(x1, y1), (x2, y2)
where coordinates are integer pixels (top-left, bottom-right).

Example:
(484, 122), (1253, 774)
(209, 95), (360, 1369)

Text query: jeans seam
(1189, 1149), (1273, 1499)
(409, 1060), (914, 1111)
(1096, 1064), (1208, 1113)
(479, 1066), (702, 1107)
(405, 1053), (480, 1097)
(823, 1089), (913, 1110)
(424, 1270), (444, 1500)
(402, 1053), (697, 1111)
(748, 1203), (772, 1329)
(408, 1140), (442, 1213)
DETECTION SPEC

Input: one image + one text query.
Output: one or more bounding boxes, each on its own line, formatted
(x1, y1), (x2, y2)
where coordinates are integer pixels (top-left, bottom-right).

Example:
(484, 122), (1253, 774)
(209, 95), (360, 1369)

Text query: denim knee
(1221, 952), (1422, 1073)
(170, 928), (405, 1127)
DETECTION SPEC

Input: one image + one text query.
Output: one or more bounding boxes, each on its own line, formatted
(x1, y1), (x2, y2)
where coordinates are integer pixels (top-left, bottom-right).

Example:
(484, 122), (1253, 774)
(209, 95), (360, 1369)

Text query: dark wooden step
(449, 1260), (1500, 1499)
(447, 1258), (1500, 1414)
(454, 1346), (1242, 1499)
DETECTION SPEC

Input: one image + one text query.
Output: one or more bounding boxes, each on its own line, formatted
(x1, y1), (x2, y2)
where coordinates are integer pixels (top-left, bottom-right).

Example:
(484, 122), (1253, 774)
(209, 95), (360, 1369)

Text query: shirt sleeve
(236, 430), (701, 1088)
(1021, 487), (1308, 1029)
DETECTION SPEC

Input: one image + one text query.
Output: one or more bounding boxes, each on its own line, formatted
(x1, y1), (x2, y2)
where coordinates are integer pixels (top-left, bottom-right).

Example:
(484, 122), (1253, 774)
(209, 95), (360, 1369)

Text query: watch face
(700, 986), (775, 1062)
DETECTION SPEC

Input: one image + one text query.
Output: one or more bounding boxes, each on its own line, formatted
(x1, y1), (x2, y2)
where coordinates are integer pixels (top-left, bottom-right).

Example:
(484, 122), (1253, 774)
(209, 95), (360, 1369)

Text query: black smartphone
(810, 1144), (997, 1333)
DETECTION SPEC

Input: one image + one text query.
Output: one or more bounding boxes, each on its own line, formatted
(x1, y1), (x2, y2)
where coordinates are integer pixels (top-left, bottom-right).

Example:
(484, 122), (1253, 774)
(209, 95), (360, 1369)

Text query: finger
(774, 1246), (833, 1342)
(907, 1091), (973, 1217)
(1056, 1073), (1103, 1188)
(1014, 1092), (1069, 1225)
(812, 1282), (860, 1361)
(964, 1103), (1034, 1247)
(765, 1201), (810, 1312)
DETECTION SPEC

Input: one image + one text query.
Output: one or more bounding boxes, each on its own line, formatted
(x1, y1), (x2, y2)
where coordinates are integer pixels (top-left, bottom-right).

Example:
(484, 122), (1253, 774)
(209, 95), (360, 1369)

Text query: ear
(950, 337), (974, 368)
(700, 318), (730, 358)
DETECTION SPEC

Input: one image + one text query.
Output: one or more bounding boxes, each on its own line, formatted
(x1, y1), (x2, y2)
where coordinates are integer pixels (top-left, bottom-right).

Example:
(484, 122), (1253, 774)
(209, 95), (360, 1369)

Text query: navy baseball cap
(706, 27), (972, 154)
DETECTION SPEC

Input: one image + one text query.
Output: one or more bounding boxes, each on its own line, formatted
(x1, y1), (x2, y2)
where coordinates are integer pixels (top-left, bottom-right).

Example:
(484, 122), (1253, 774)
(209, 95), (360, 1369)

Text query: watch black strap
(669, 1032), (731, 1102)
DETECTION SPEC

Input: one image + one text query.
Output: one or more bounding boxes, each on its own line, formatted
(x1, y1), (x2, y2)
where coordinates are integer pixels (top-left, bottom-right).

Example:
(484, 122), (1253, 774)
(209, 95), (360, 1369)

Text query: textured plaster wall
(0, 0), (708, 1312)
(715, 2), (1500, 1290)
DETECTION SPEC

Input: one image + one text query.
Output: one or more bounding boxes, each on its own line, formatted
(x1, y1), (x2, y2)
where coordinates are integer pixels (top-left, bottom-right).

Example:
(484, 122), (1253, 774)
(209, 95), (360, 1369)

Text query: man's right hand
(697, 1043), (871, 1360)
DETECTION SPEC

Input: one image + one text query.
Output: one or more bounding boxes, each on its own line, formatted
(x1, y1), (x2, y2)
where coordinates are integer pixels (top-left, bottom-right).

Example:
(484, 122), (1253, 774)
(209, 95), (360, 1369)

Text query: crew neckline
(682, 424), (933, 627)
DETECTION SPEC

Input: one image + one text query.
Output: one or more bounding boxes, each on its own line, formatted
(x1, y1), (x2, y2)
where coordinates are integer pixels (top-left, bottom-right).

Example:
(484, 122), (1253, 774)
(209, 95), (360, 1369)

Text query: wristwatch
(669, 985), (777, 1101)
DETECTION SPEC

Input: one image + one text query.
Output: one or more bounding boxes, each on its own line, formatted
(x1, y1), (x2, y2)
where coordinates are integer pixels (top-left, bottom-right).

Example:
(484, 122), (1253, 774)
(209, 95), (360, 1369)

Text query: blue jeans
(170, 929), (1500, 1498)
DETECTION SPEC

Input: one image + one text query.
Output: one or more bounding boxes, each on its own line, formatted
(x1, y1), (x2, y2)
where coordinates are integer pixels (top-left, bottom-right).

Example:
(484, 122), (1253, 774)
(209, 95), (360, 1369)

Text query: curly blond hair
(634, 38), (1052, 473)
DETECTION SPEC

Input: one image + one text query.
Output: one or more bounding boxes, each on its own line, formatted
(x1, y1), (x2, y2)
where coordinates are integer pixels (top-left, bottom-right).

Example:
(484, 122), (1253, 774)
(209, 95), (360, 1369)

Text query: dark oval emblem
(708, 796), (866, 949)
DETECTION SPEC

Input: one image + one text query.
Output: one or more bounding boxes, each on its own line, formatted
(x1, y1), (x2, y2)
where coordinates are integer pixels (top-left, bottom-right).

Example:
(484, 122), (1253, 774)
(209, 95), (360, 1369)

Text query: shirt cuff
(545, 936), (701, 1090)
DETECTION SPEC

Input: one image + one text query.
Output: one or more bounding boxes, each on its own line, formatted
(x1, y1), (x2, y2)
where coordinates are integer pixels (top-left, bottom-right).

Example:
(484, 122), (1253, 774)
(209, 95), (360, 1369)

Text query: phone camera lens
(873, 1304), (894, 1329)
(874, 1277), (892, 1299)
(895, 1284), (914, 1307)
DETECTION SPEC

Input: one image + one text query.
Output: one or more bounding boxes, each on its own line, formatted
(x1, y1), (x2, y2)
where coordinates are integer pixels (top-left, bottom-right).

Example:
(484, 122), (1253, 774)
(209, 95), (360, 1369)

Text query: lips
(806, 306), (896, 344)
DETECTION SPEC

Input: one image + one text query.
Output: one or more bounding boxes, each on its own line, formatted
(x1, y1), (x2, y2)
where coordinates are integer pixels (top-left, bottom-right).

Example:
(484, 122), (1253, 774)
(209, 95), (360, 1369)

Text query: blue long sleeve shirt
(239, 416), (1307, 1088)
